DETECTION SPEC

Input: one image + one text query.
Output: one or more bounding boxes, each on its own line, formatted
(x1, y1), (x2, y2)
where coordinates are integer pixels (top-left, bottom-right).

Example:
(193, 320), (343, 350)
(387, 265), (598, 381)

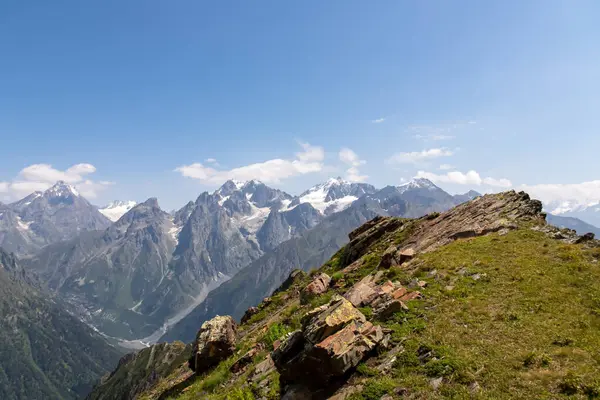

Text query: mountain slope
(111, 190), (600, 400)
(0, 248), (122, 400)
(25, 198), (179, 339)
(546, 213), (600, 236)
(0, 182), (111, 255)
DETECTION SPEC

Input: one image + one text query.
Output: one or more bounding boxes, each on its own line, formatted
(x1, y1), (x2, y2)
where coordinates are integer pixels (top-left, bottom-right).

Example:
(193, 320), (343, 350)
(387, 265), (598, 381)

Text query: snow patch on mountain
(16, 217), (32, 231)
(549, 200), (600, 215)
(296, 177), (368, 215)
(99, 200), (137, 221)
(397, 178), (438, 192)
(168, 224), (183, 246)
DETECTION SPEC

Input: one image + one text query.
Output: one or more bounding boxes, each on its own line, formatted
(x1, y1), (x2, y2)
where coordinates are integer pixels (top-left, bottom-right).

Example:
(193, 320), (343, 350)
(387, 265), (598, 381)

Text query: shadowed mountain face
(0, 182), (111, 256)
(546, 213), (600, 236)
(0, 248), (121, 400)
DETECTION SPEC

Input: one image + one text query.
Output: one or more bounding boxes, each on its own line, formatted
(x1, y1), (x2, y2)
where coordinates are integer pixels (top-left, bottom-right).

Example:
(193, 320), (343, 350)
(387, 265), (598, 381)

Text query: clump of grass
(351, 377), (396, 400)
(226, 387), (255, 400)
(331, 271), (344, 282)
(356, 363), (378, 377)
(358, 306), (373, 319)
(261, 323), (292, 349)
(308, 291), (334, 309)
(522, 351), (552, 368)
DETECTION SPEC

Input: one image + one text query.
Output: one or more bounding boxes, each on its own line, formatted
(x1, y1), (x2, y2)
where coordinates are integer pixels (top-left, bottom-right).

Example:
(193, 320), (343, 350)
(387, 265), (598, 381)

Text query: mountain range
(6, 178), (599, 344)
(1, 177), (599, 399)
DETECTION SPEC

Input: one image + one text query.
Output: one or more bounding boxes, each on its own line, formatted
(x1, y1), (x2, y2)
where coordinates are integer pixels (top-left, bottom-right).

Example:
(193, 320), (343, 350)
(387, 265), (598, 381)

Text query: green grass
(357, 229), (600, 399)
(154, 226), (600, 400)
(261, 323), (292, 349)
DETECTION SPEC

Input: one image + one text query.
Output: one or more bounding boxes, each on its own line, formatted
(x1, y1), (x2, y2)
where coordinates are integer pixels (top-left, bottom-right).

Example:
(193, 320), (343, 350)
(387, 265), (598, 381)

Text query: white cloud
(205, 158), (218, 164)
(339, 148), (364, 166)
(414, 134), (455, 141)
(415, 170), (512, 188)
(0, 163), (111, 200)
(518, 180), (600, 214)
(409, 121), (476, 141)
(19, 163), (96, 184)
(483, 177), (512, 188)
(372, 117), (386, 124)
(439, 164), (455, 171)
(338, 148), (368, 182)
(386, 148), (453, 165)
(175, 142), (325, 184)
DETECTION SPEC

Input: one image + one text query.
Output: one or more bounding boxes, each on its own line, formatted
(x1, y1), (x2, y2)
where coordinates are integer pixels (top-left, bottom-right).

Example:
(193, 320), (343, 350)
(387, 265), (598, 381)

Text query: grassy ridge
(138, 226), (600, 399)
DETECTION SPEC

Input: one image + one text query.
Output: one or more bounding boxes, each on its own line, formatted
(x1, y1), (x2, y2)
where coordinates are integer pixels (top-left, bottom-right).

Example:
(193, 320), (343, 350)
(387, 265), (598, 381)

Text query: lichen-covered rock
(189, 315), (237, 374)
(398, 248), (415, 264)
(343, 274), (379, 307)
(301, 296), (366, 344)
(300, 273), (332, 304)
(373, 298), (408, 320)
(313, 320), (384, 375)
(378, 245), (399, 269)
(272, 296), (386, 388)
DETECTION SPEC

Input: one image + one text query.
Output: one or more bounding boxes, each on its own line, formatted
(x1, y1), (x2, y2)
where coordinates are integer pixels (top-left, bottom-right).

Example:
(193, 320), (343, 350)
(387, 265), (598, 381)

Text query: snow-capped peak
(216, 179), (265, 196)
(318, 177), (351, 190)
(45, 181), (80, 197)
(297, 177), (370, 215)
(397, 178), (438, 192)
(99, 200), (137, 221)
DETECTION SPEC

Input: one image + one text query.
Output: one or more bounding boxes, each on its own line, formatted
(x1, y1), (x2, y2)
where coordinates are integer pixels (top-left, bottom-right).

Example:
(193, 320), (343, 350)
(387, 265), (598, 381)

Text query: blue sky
(1, 1), (600, 212)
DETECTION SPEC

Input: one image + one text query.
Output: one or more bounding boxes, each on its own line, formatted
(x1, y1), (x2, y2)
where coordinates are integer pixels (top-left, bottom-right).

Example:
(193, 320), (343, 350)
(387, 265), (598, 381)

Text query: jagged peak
(139, 197), (160, 208)
(44, 180), (80, 197)
(216, 179), (266, 196)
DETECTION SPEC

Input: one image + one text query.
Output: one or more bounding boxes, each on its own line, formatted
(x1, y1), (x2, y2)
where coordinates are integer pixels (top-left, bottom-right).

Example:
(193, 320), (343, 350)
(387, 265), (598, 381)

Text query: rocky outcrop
(240, 306), (260, 324)
(230, 344), (264, 374)
(273, 269), (307, 295)
(343, 218), (405, 266)
(272, 296), (386, 389)
(343, 272), (383, 307)
(300, 273), (332, 304)
(343, 191), (545, 269)
(189, 315), (237, 374)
